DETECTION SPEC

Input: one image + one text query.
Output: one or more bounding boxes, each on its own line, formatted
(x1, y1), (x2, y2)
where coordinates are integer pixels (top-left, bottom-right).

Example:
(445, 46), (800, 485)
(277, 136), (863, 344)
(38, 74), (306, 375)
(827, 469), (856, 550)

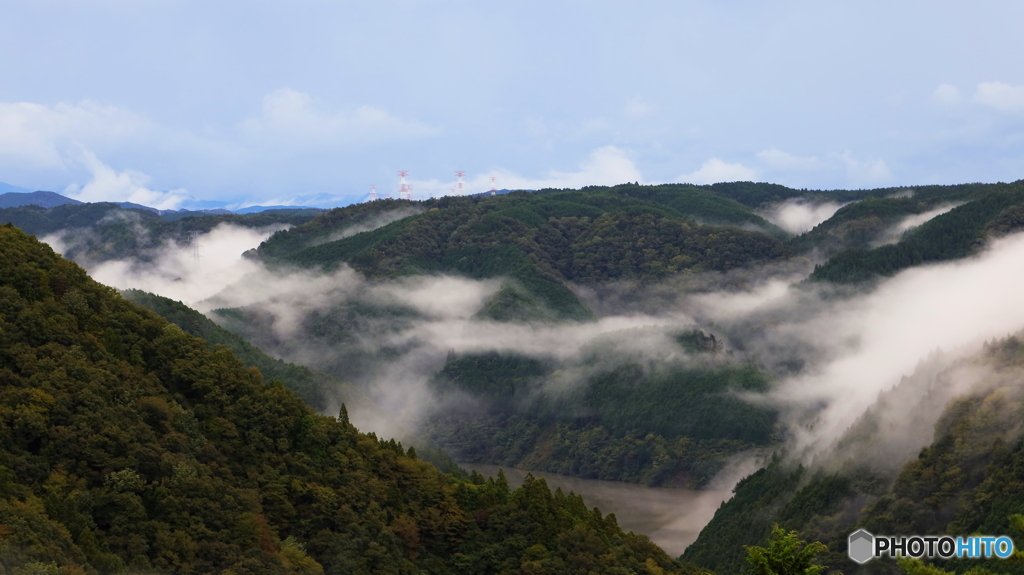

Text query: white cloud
(624, 95), (655, 120)
(839, 151), (891, 183)
(773, 232), (1024, 457)
(491, 145), (642, 190)
(82, 223), (288, 308)
(0, 100), (149, 169)
(241, 88), (437, 149)
(677, 158), (757, 185)
(931, 84), (962, 106)
(398, 146), (644, 198)
(63, 149), (189, 210)
(762, 199), (844, 235)
(756, 148), (824, 171)
(974, 81), (1024, 113)
(756, 148), (894, 187)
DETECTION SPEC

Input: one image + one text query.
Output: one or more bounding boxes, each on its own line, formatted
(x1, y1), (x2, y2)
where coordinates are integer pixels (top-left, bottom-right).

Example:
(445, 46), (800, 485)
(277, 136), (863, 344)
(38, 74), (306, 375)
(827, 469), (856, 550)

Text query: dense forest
(249, 186), (793, 321)
(121, 289), (463, 476)
(244, 180), (1024, 305)
(0, 224), (704, 574)
(121, 291), (362, 421)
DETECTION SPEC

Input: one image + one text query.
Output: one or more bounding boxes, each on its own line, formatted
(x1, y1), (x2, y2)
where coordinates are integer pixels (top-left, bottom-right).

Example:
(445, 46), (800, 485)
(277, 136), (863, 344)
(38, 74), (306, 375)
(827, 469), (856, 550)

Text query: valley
(6, 3), (1024, 573)
(460, 460), (758, 557)
(5, 179), (1024, 573)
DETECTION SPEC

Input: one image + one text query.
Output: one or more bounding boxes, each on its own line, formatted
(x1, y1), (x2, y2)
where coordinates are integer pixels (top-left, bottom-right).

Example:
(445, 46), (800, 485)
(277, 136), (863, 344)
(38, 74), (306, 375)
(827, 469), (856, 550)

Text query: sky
(1, 0), (1023, 209)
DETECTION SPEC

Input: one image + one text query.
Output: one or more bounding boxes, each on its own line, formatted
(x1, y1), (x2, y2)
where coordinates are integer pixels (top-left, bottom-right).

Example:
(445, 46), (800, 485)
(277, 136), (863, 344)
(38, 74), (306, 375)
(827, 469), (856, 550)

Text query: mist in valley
(38, 212), (1024, 551)
(761, 198), (846, 235)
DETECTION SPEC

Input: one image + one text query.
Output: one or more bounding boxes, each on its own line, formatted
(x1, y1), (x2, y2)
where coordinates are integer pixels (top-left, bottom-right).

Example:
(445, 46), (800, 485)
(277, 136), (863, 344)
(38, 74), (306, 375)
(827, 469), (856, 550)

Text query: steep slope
(120, 289), (369, 415)
(121, 289), (470, 475)
(683, 334), (1024, 575)
(0, 223), (698, 574)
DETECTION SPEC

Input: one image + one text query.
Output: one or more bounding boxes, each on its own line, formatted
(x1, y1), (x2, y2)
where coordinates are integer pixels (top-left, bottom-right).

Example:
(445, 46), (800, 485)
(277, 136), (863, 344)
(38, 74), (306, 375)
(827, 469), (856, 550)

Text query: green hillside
(683, 334), (1024, 575)
(790, 197), (951, 257)
(120, 289), (369, 416)
(121, 290), (465, 475)
(0, 223), (699, 574)
(251, 185), (792, 321)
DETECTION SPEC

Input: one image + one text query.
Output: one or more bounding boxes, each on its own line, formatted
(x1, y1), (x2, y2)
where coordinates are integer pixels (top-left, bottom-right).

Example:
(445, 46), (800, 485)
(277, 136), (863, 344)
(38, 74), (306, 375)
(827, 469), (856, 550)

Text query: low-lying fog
(41, 219), (1024, 551)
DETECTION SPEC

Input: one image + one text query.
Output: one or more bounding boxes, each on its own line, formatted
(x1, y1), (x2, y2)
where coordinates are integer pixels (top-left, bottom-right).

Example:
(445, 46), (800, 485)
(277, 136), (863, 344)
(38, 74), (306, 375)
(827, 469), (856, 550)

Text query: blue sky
(1, 0), (1023, 208)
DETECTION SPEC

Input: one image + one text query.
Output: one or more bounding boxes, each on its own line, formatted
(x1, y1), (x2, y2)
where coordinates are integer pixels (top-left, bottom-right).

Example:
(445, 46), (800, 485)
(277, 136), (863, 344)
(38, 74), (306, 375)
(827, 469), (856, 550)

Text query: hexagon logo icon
(849, 529), (874, 564)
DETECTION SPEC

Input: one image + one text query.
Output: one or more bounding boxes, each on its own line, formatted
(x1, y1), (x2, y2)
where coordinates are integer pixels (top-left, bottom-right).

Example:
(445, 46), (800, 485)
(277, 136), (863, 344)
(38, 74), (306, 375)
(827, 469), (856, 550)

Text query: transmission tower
(490, 176), (497, 196)
(369, 184), (378, 201)
(455, 171), (466, 196)
(398, 171), (412, 200)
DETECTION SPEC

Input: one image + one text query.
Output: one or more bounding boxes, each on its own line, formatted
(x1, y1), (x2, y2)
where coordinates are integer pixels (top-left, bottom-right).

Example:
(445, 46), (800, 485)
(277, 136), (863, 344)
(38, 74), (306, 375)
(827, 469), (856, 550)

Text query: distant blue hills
(0, 183), (326, 216)
(1, 181), (526, 216)
(0, 190), (84, 209)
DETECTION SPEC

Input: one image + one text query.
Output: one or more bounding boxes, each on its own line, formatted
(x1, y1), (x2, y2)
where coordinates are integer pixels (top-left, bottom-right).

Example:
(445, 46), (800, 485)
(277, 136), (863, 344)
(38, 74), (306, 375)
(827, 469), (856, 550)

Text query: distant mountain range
(0, 190), (83, 209)
(1, 180), (525, 214)
(0, 184), (325, 215)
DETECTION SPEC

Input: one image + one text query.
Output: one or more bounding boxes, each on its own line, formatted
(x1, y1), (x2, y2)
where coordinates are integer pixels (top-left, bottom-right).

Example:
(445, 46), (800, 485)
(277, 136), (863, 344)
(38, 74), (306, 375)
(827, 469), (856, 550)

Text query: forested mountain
(0, 191), (83, 209)
(249, 186), (792, 321)
(210, 180), (1024, 494)
(12, 178), (1024, 575)
(683, 334), (1024, 575)
(245, 180), (1024, 307)
(0, 223), (700, 574)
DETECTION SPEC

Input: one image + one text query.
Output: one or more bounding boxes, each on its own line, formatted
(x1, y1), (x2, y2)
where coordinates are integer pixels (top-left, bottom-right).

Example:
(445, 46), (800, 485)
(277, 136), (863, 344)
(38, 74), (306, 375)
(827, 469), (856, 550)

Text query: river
(458, 462), (754, 557)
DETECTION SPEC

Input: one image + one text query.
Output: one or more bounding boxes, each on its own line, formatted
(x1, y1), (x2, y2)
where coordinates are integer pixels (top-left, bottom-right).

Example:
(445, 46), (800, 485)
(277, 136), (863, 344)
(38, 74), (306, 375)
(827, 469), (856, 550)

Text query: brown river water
(458, 461), (758, 557)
